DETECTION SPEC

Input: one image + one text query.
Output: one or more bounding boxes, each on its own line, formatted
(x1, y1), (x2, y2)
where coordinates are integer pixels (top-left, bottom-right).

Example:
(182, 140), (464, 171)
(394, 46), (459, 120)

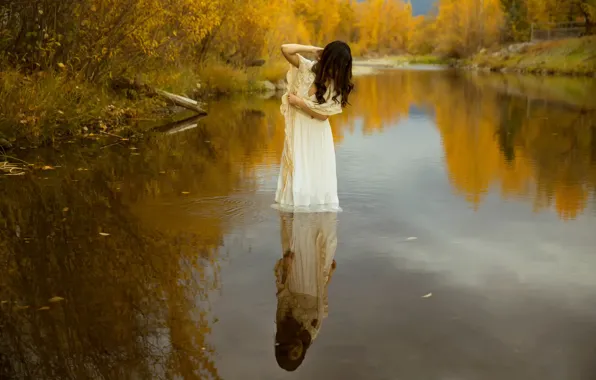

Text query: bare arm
(288, 93), (328, 121)
(281, 43), (323, 68)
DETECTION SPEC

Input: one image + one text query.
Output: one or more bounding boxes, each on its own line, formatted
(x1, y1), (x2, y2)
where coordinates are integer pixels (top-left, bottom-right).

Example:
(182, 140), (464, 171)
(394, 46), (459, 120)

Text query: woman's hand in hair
(314, 46), (324, 59)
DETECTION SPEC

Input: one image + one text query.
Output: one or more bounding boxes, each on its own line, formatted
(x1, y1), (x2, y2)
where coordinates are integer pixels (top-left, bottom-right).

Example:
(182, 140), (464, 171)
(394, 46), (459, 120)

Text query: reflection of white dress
(275, 212), (338, 340)
(274, 55), (343, 213)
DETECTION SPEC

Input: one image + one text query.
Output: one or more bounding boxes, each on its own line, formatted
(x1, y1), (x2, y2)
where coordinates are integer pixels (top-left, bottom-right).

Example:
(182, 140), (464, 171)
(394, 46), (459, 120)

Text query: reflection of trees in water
(340, 69), (596, 219)
(0, 99), (289, 379)
(0, 175), (220, 379)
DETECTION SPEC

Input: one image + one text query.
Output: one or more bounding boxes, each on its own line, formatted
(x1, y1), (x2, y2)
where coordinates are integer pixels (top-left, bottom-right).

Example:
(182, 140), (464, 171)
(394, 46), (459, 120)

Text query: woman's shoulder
(297, 54), (315, 71)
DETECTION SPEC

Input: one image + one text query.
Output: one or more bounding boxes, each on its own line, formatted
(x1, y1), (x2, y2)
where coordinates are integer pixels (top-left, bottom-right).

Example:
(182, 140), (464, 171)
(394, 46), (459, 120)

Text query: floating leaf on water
(159, 171), (166, 174)
(41, 165), (55, 170)
(181, 191), (190, 195)
(48, 296), (65, 303)
(406, 237), (418, 241)
(62, 207), (69, 212)
(129, 147), (137, 150)
(15, 305), (30, 310)
(422, 293), (433, 298)
(1, 301), (8, 305)
(99, 232), (110, 236)
(131, 153), (141, 156)
(38, 306), (50, 311)
(57, 62), (65, 69)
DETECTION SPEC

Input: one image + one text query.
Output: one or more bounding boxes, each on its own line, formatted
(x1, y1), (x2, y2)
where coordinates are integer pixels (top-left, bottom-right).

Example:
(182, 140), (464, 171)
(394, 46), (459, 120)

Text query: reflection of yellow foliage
(554, 184), (588, 220)
(337, 70), (595, 220)
(424, 73), (596, 219)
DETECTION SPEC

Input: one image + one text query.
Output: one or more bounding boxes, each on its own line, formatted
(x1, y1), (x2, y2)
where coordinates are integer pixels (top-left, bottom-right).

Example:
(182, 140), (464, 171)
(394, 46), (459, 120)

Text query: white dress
(274, 55), (343, 213)
(274, 212), (338, 341)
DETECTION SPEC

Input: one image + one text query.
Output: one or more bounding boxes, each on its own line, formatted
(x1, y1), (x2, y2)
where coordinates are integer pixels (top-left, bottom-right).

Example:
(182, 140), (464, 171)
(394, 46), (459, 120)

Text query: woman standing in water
(274, 41), (354, 212)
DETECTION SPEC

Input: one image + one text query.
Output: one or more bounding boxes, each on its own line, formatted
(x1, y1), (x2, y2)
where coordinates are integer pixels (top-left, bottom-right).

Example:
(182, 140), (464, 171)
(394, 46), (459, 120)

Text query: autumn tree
(434, 0), (504, 57)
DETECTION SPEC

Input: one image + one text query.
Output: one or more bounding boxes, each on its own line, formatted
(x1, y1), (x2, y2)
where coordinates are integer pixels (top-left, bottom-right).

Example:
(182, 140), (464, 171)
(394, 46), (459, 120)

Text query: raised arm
(281, 44), (323, 68)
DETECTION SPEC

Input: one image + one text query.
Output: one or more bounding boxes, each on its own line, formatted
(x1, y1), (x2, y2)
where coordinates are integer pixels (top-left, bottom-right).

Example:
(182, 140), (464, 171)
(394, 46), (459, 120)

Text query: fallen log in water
(156, 90), (207, 115)
(111, 77), (207, 115)
(152, 115), (205, 135)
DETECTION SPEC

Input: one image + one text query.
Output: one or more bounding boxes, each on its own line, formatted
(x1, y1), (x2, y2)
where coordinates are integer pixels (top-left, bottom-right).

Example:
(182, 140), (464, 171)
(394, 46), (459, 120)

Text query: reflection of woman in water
(274, 212), (338, 371)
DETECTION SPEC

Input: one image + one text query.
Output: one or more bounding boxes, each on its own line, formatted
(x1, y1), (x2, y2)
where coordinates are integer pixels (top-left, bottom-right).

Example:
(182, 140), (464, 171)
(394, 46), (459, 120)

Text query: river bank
(0, 62), (289, 152)
(351, 36), (596, 78)
(460, 36), (596, 77)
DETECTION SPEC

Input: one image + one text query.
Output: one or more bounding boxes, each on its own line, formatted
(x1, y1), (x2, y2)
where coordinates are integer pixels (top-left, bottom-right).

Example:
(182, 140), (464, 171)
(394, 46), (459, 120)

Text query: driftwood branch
(111, 77), (207, 115)
(155, 90), (207, 115)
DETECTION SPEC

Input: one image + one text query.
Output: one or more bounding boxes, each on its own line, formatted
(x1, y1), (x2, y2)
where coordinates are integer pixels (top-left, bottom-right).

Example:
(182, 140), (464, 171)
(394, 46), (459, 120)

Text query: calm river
(1, 68), (596, 379)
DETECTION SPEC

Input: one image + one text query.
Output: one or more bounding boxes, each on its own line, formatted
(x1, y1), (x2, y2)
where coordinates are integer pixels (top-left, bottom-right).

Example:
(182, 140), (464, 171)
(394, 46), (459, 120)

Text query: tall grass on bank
(469, 36), (596, 76)
(0, 59), (289, 145)
(253, 61), (289, 83)
(0, 69), (163, 145)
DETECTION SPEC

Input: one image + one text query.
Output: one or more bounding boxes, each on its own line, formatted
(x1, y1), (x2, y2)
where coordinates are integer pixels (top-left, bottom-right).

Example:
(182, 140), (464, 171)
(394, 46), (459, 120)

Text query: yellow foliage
(434, 0), (505, 57)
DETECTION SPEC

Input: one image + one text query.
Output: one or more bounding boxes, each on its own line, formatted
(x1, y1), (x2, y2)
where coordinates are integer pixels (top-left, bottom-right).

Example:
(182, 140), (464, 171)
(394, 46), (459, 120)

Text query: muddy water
(1, 69), (596, 379)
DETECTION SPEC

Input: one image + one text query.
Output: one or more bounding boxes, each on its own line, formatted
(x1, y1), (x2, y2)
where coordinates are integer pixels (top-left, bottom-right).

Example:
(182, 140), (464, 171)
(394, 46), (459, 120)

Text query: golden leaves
(48, 296), (65, 303)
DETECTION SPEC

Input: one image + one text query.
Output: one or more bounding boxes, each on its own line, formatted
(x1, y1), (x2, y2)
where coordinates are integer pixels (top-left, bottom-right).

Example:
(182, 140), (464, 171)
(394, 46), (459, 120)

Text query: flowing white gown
(274, 55), (343, 213)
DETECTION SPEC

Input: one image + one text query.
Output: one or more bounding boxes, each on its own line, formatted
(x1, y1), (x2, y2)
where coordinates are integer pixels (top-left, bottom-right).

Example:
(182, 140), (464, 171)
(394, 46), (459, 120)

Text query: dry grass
(253, 61), (288, 83)
(0, 69), (163, 144)
(197, 63), (253, 95)
(0, 59), (276, 145)
(469, 36), (596, 75)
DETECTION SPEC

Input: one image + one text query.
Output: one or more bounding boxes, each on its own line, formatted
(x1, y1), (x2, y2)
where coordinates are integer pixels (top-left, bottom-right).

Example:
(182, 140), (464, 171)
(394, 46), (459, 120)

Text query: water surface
(1, 69), (596, 379)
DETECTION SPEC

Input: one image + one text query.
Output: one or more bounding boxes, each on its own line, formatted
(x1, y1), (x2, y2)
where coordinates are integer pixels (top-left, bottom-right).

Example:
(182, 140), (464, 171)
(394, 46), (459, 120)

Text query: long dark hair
(275, 313), (312, 371)
(311, 40), (354, 108)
